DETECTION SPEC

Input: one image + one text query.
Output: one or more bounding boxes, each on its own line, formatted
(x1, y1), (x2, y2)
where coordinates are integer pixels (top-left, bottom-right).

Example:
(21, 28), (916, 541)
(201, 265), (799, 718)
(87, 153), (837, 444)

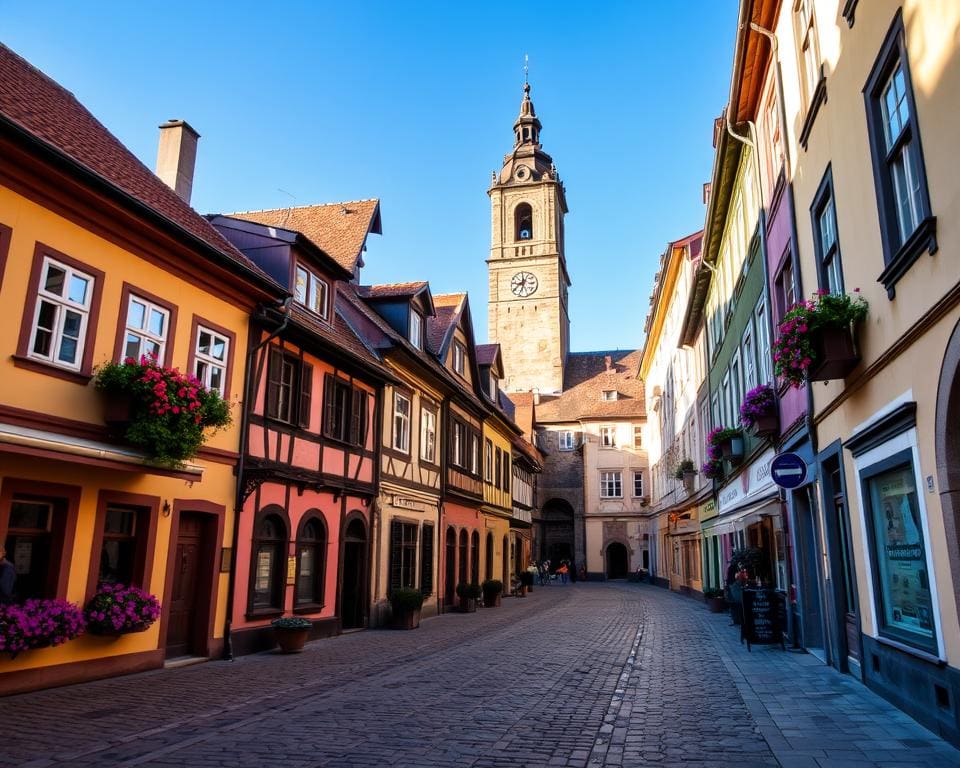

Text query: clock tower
(488, 81), (571, 394)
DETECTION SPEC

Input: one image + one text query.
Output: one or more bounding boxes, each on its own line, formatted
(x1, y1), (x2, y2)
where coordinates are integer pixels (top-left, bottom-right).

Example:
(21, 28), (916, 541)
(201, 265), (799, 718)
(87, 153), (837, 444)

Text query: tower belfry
(487, 78), (571, 394)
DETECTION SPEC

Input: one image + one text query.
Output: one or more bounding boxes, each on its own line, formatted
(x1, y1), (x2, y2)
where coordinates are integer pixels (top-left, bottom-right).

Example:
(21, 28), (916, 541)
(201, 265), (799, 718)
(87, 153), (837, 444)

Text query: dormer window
(295, 265), (329, 319)
(601, 390), (618, 401)
(489, 372), (498, 401)
(453, 342), (466, 376)
(515, 203), (533, 241)
(409, 310), (423, 350)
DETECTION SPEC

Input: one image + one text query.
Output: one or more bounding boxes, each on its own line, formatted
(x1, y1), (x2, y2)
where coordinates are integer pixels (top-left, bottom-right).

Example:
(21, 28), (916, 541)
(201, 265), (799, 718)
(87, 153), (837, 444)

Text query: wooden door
(833, 491), (860, 663)
(340, 519), (366, 630)
(166, 513), (203, 657)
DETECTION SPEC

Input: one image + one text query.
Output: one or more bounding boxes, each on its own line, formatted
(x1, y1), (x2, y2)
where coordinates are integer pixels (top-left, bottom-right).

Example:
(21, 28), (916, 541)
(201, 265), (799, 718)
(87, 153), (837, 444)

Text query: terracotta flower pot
(459, 597), (477, 613)
(274, 626), (309, 653)
(483, 592), (501, 608)
(809, 325), (859, 382)
(682, 470), (697, 492)
(391, 607), (421, 630)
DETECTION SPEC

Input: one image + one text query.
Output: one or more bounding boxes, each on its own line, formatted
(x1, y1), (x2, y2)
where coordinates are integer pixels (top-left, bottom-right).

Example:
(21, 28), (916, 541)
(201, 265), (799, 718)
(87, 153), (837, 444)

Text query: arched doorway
(541, 498), (575, 566)
(341, 517), (367, 629)
(445, 527), (456, 610)
(605, 542), (629, 580)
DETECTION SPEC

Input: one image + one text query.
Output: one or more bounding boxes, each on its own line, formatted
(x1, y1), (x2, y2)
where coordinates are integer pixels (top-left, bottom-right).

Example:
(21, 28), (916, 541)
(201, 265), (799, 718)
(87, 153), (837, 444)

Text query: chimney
(604, 355), (612, 372)
(156, 120), (199, 204)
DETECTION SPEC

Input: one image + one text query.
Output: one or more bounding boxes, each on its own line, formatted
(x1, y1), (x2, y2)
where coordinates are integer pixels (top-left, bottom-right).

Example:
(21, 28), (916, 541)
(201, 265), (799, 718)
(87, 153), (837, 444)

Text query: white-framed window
(194, 326), (230, 394)
(123, 295), (169, 363)
(453, 342), (466, 376)
(721, 373), (731, 426)
(730, 351), (742, 421)
(484, 438), (493, 482)
(294, 264), (329, 319)
(633, 471), (644, 498)
(29, 256), (94, 370)
(489, 372), (498, 401)
(470, 432), (480, 475)
(600, 471), (623, 499)
(558, 430), (576, 451)
(755, 297), (772, 385)
(601, 390), (618, 401)
(393, 392), (411, 453)
(711, 394), (721, 431)
(452, 421), (464, 466)
(633, 426), (643, 450)
(600, 425), (616, 448)
(742, 326), (756, 392)
(420, 407), (436, 463)
(795, 0), (821, 109)
(409, 310), (423, 350)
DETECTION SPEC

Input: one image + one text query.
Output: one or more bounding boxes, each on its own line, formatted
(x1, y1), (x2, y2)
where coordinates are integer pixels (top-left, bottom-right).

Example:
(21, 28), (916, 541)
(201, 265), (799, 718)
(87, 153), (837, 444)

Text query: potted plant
(701, 458), (724, 481)
(707, 426), (743, 464)
(482, 579), (503, 608)
(740, 384), (778, 436)
(518, 570), (534, 596)
(95, 355), (232, 467)
(389, 587), (425, 630)
(773, 289), (868, 387)
(85, 583), (161, 636)
(0, 599), (86, 659)
(271, 616), (312, 653)
(456, 582), (481, 613)
(703, 588), (726, 613)
(673, 459), (697, 491)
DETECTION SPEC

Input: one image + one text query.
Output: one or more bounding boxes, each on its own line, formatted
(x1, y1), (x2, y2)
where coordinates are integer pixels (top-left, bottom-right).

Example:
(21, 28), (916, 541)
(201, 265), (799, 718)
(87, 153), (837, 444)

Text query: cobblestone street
(2, 583), (959, 768)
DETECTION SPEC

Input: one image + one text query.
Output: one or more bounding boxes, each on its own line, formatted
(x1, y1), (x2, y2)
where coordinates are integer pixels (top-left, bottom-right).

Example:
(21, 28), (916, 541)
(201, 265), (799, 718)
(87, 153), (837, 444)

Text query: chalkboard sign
(741, 588), (785, 651)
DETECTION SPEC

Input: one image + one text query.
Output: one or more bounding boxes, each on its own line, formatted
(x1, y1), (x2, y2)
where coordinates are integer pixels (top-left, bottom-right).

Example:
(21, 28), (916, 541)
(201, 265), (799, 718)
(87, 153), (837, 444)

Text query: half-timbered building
(210, 205), (390, 653)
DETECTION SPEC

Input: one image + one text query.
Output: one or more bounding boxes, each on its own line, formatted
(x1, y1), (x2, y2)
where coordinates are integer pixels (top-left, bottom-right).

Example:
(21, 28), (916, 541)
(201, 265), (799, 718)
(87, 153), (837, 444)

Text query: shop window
(860, 448), (936, 654)
(420, 523), (434, 595)
(250, 511), (287, 613)
(389, 520), (418, 592)
(4, 498), (62, 600)
(295, 516), (325, 607)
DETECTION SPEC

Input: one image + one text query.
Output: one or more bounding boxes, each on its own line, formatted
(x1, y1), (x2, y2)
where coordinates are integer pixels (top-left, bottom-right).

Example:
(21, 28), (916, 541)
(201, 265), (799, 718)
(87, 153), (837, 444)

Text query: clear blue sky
(4, 1), (736, 352)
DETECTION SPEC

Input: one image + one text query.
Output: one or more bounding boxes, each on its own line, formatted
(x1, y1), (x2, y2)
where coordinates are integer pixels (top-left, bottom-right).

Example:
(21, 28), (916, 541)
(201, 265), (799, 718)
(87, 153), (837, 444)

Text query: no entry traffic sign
(770, 452), (807, 489)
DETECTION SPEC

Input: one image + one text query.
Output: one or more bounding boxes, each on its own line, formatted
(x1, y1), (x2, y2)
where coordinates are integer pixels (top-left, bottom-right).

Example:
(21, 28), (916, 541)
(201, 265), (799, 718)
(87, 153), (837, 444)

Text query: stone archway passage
(606, 542), (629, 580)
(541, 498), (575, 567)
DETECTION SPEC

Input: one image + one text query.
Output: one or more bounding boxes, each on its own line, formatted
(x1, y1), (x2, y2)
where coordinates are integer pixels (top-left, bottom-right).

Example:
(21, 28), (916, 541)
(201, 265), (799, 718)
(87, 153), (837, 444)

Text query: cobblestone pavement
(2, 583), (959, 768)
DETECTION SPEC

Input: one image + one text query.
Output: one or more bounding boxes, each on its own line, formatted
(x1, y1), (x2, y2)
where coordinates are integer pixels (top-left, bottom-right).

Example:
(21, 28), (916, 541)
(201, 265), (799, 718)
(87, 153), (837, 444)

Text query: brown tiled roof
(534, 349), (646, 423)
(0, 44), (275, 285)
(357, 281), (428, 300)
(476, 344), (500, 367)
(427, 293), (465, 356)
(287, 301), (392, 381)
(226, 200), (381, 274)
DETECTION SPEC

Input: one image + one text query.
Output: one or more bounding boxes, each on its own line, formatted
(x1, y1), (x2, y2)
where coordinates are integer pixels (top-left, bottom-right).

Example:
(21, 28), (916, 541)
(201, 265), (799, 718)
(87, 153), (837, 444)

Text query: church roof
(224, 199), (381, 274)
(534, 349), (646, 423)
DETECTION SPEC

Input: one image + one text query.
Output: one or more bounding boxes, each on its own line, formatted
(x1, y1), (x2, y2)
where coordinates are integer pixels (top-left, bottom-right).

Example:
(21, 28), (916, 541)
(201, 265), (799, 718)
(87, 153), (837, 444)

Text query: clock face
(511, 271), (538, 297)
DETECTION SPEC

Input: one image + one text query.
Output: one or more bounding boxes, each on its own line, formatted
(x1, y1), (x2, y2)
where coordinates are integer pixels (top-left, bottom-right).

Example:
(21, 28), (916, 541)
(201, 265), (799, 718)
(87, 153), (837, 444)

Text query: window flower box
(739, 384), (778, 437)
(95, 356), (232, 467)
(0, 599), (86, 658)
(773, 290), (868, 388)
(84, 583), (160, 636)
(708, 427), (744, 464)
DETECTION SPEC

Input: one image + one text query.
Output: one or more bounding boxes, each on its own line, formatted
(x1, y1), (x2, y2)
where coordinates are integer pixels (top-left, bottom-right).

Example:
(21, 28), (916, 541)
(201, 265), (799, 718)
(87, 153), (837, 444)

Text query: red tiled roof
(0, 44), (274, 284)
(534, 349), (646, 423)
(357, 281), (428, 300)
(288, 302), (390, 378)
(226, 200), (381, 274)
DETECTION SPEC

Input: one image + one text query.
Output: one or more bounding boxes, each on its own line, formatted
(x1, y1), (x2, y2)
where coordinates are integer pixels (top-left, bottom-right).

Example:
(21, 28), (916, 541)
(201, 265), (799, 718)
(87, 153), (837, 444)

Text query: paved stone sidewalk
(0, 583), (958, 767)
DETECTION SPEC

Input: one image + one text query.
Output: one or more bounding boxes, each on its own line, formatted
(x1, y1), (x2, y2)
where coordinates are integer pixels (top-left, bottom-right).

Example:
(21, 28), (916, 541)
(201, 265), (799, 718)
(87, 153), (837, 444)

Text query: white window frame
(632, 471), (644, 498)
(122, 294), (170, 364)
(409, 310), (423, 350)
(600, 425), (616, 448)
(393, 392), (411, 453)
(558, 430), (575, 451)
(742, 325), (757, 392)
(453, 342), (465, 376)
(420, 407), (436, 463)
(755, 297), (772, 385)
(484, 438), (493, 481)
(601, 390), (618, 401)
(29, 256), (94, 371)
(633, 426), (643, 450)
(600, 471), (623, 499)
(295, 264), (330, 319)
(194, 325), (230, 395)
(470, 432), (480, 475)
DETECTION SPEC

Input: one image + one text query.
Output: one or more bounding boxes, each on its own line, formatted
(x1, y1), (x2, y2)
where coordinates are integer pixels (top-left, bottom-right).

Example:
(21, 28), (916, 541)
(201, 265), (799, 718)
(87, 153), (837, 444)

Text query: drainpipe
(224, 297), (292, 661)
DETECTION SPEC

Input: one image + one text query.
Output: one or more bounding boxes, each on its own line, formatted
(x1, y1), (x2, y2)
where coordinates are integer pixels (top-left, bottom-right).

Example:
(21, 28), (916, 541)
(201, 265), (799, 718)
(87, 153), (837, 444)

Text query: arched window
(295, 514), (326, 607)
(458, 529), (468, 586)
(515, 203), (533, 241)
(470, 530), (480, 584)
(251, 509), (287, 612)
(485, 532), (494, 581)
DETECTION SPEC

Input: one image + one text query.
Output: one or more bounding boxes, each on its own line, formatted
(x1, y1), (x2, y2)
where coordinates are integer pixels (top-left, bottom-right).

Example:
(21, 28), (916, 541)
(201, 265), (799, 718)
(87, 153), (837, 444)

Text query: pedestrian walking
(557, 561), (569, 585)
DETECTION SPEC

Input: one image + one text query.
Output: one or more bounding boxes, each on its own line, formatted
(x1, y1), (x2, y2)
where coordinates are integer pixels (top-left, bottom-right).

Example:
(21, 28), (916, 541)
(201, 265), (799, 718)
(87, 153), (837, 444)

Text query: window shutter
(350, 388), (366, 446)
(266, 348), (283, 419)
(389, 519), (403, 593)
(322, 375), (336, 438)
(421, 523), (434, 595)
(298, 363), (313, 429)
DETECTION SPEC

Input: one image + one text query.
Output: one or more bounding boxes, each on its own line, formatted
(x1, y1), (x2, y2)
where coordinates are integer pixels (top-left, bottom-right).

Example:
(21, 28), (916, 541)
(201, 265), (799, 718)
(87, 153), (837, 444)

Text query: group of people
(534, 559), (573, 585)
